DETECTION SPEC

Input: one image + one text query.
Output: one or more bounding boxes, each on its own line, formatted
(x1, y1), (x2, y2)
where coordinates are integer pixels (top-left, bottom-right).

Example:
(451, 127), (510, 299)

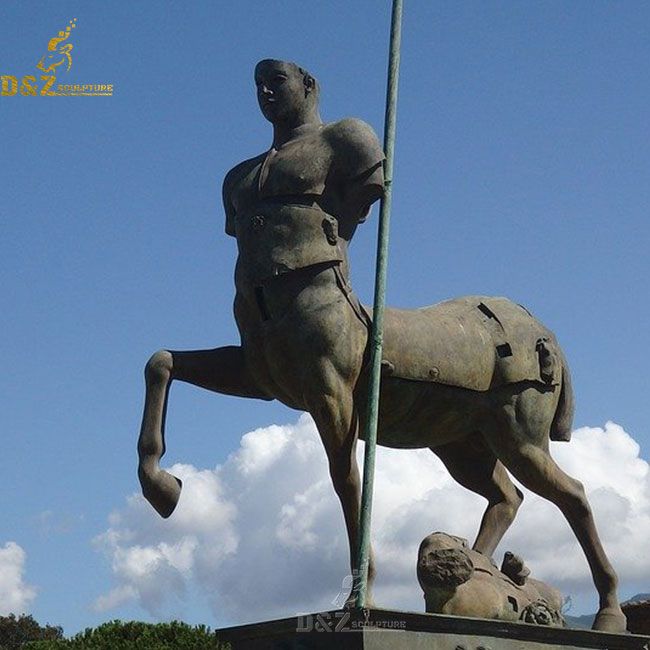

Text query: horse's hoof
(592, 607), (627, 633)
(139, 467), (182, 518)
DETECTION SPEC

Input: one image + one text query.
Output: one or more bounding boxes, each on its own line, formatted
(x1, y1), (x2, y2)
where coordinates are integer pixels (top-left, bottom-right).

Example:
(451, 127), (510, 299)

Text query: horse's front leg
(307, 377), (376, 608)
(137, 345), (270, 518)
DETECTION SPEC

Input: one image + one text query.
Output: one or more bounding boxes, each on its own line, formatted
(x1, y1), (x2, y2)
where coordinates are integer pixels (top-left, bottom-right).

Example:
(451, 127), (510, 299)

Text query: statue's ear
(304, 74), (315, 96)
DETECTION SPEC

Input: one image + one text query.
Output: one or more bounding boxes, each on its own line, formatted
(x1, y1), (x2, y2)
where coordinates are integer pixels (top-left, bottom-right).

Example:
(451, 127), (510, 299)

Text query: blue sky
(1, 0), (649, 635)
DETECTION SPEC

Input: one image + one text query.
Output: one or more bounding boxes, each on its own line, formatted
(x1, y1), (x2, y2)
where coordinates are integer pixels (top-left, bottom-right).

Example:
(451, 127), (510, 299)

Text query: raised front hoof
(592, 607), (627, 633)
(139, 467), (182, 519)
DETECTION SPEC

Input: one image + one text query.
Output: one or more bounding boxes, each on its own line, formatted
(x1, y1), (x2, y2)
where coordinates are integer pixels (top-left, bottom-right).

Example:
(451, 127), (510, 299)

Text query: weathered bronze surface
(381, 297), (563, 394)
(417, 532), (564, 626)
(136, 59), (625, 632)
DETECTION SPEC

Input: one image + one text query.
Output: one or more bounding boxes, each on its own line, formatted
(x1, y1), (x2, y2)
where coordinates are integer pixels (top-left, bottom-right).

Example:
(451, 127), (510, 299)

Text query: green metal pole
(356, 0), (403, 609)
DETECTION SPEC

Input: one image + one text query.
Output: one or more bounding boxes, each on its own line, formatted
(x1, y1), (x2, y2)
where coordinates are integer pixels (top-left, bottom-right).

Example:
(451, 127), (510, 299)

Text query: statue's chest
(231, 136), (334, 213)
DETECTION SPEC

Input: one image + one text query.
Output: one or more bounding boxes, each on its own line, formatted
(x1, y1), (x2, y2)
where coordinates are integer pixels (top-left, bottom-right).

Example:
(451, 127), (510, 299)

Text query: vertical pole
(356, 0), (403, 609)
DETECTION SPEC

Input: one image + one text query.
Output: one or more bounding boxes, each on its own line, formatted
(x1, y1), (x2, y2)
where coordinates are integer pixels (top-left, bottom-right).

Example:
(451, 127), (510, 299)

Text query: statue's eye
(274, 75), (287, 84)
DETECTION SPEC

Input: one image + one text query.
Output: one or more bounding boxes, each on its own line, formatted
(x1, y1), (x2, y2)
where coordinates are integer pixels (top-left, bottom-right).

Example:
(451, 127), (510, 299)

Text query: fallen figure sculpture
(417, 532), (564, 626)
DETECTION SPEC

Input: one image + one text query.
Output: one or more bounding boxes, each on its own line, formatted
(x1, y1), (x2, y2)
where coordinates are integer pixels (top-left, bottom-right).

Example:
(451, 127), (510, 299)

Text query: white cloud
(34, 510), (80, 537)
(0, 542), (37, 615)
(93, 585), (137, 612)
(93, 464), (238, 617)
(94, 416), (650, 622)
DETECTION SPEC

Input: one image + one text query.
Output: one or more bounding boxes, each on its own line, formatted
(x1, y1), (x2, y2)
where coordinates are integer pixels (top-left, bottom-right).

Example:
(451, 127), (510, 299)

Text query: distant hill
(564, 593), (650, 630)
(564, 613), (594, 629)
(624, 592), (650, 604)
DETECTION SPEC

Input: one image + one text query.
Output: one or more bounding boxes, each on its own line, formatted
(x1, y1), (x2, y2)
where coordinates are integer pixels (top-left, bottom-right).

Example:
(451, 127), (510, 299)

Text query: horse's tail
(550, 354), (575, 442)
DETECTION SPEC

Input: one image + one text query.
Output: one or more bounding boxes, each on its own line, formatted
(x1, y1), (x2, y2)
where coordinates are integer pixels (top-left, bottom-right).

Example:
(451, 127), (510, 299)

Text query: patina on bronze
(417, 532), (564, 626)
(136, 59), (626, 632)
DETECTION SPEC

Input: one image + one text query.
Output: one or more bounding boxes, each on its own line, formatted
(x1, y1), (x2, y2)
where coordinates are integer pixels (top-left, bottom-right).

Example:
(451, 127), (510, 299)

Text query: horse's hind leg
(433, 437), (523, 559)
(484, 387), (626, 632)
(138, 346), (269, 518)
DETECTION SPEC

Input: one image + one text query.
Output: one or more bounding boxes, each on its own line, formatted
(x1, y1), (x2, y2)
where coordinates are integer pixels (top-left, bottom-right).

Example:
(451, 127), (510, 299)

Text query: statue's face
(255, 60), (308, 123)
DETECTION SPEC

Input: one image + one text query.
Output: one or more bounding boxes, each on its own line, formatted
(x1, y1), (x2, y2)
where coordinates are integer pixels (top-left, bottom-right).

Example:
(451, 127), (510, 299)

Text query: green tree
(0, 614), (63, 649)
(26, 620), (230, 649)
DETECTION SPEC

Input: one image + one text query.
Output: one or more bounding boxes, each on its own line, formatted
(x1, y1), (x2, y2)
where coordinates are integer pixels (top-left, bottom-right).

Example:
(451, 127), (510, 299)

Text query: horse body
(233, 256), (568, 454)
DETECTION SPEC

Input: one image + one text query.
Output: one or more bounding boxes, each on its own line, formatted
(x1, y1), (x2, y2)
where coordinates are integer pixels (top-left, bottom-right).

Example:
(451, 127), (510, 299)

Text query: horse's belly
(361, 377), (490, 449)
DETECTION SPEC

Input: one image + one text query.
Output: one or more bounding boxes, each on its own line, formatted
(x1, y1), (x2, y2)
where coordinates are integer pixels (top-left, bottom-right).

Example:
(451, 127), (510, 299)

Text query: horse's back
(378, 296), (561, 392)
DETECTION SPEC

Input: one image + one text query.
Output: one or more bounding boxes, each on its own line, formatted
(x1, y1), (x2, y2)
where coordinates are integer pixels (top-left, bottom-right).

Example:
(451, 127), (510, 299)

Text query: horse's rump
(379, 296), (561, 393)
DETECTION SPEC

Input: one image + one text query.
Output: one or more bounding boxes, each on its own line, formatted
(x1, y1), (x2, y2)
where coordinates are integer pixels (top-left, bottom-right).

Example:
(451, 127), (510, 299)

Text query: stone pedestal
(217, 608), (649, 649)
(622, 600), (650, 635)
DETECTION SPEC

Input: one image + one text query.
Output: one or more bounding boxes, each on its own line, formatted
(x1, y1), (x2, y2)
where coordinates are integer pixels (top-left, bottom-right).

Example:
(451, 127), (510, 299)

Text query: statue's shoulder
(324, 118), (382, 152)
(324, 118), (384, 179)
(223, 152), (266, 195)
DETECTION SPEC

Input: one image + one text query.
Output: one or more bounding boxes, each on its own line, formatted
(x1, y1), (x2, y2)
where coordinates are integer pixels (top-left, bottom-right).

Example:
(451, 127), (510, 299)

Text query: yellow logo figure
(1, 17), (112, 96)
(36, 19), (76, 74)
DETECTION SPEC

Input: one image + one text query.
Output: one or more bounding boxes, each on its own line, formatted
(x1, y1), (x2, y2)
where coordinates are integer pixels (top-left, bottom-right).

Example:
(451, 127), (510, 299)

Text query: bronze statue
(136, 59), (626, 632)
(417, 532), (564, 626)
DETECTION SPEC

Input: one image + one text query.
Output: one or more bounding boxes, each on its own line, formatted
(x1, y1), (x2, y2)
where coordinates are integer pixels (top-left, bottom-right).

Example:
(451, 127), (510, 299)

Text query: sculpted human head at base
(254, 59), (321, 125)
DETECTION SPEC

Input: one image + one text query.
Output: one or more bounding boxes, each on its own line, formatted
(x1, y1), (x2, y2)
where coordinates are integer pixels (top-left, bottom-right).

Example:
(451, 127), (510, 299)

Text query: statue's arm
(221, 160), (251, 237)
(328, 118), (385, 222)
(222, 168), (238, 237)
(221, 155), (263, 237)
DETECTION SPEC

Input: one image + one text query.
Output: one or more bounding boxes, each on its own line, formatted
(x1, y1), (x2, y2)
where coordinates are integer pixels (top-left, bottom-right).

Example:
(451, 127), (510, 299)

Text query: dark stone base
(216, 608), (649, 649)
(622, 600), (650, 635)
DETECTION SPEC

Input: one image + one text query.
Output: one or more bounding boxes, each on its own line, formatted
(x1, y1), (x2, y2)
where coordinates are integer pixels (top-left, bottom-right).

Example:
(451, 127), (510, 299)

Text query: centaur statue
(137, 59), (626, 632)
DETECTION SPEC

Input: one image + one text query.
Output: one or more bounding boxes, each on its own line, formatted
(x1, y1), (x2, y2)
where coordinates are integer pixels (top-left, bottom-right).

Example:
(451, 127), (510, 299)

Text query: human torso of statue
(223, 118), (384, 294)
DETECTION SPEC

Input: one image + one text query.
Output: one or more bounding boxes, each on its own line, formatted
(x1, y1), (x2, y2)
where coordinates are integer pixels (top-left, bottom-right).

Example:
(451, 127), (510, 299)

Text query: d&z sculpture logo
(1, 19), (113, 97)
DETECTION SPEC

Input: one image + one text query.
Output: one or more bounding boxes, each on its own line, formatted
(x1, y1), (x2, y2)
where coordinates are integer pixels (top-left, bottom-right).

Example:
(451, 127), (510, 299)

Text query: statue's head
(254, 59), (319, 124)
